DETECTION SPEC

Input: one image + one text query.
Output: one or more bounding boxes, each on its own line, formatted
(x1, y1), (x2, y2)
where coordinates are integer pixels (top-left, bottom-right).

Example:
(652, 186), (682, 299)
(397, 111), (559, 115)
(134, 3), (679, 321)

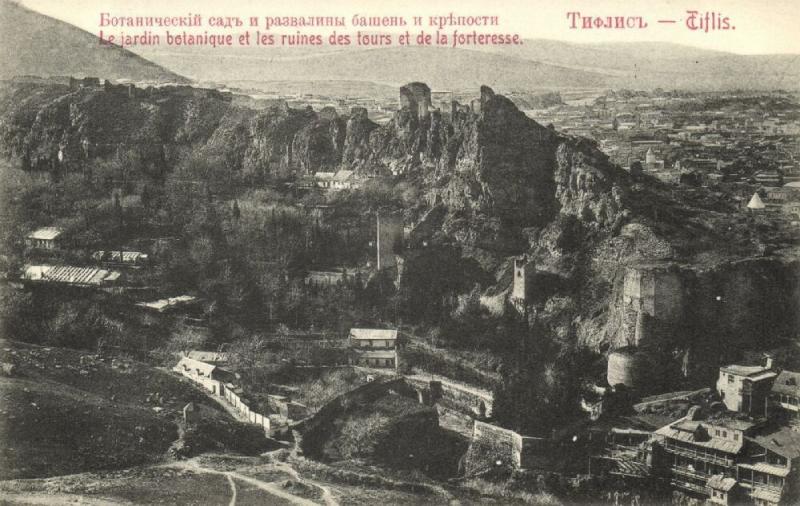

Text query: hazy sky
(16, 0), (800, 55)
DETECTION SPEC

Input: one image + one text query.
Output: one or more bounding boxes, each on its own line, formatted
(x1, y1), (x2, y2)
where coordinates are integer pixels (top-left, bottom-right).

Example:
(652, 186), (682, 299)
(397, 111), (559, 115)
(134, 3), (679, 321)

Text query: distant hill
(135, 39), (800, 92)
(134, 45), (610, 91)
(0, 0), (187, 83)
(483, 40), (800, 91)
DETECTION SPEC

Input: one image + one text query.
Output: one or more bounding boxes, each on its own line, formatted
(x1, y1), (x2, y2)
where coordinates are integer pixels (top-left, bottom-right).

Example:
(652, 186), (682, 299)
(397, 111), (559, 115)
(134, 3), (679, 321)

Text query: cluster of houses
(19, 226), (153, 289)
(531, 90), (800, 226)
(597, 356), (800, 505)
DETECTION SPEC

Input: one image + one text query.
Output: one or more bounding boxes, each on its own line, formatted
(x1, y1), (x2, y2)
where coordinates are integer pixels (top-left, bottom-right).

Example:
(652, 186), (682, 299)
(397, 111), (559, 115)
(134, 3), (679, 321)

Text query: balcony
(738, 481), (784, 503)
(738, 480), (783, 494)
(670, 478), (708, 496)
(672, 466), (709, 482)
(663, 442), (734, 467)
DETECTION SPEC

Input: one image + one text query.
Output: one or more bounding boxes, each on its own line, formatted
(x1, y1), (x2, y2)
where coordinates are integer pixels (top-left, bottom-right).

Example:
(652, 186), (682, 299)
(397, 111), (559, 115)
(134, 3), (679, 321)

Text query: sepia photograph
(0, 0), (799, 504)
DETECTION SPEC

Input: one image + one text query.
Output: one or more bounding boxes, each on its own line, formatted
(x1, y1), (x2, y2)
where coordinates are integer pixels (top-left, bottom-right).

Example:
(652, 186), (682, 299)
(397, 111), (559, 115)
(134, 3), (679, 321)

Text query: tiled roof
(92, 251), (148, 263)
(771, 371), (800, 397)
(23, 265), (119, 286)
(187, 351), (229, 363)
(333, 170), (354, 181)
(748, 424), (800, 459)
(655, 420), (743, 454)
(350, 328), (398, 341)
(707, 474), (737, 491)
(136, 295), (198, 311)
(353, 350), (397, 359)
(174, 356), (216, 377)
(26, 227), (62, 240)
(720, 364), (771, 377)
(750, 486), (782, 503)
(738, 462), (790, 478)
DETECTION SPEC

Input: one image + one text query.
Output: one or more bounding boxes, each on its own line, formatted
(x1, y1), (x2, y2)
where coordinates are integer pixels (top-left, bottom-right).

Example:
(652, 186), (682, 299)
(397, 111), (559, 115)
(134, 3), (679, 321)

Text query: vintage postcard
(0, 0), (799, 504)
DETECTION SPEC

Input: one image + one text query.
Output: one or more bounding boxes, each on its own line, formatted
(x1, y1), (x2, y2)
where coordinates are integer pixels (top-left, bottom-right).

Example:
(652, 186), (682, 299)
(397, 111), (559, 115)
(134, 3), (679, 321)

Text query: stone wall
(173, 364), (271, 434)
(404, 374), (493, 418)
(467, 421), (549, 471)
(609, 257), (800, 387)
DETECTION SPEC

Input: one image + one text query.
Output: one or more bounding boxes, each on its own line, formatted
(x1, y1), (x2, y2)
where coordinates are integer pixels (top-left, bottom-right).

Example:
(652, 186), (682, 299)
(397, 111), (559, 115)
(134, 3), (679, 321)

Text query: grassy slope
(0, 338), (223, 479)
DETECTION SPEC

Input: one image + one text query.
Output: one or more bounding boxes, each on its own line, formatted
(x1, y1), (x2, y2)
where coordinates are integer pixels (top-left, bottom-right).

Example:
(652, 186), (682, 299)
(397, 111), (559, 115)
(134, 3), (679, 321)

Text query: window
(723, 431), (727, 438)
(734, 433), (739, 441)
(728, 374), (735, 384)
(385, 359), (392, 367)
(715, 429), (721, 436)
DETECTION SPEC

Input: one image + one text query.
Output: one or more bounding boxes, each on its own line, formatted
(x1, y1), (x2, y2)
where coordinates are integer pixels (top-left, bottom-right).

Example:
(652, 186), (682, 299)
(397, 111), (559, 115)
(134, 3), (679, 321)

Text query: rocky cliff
(2, 79), (797, 387)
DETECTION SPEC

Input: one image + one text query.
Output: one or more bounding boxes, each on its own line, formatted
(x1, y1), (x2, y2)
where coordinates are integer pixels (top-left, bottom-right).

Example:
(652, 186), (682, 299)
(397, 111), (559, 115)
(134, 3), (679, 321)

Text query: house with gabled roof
(717, 359), (776, 417)
(770, 371), (800, 415)
(349, 328), (398, 370)
(25, 227), (63, 250)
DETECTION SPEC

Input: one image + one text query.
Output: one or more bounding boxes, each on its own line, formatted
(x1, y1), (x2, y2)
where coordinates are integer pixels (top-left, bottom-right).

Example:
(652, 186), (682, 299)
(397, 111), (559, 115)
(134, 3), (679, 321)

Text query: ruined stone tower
(621, 265), (683, 346)
(510, 256), (537, 316)
(376, 212), (404, 271)
(399, 82), (431, 120)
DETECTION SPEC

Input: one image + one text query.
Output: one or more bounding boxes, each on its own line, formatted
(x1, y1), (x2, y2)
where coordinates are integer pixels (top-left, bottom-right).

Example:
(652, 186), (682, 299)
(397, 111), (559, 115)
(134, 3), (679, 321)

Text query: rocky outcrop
(554, 137), (628, 229)
(4, 79), (797, 374)
(290, 108), (346, 174)
(341, 107), (377, 171)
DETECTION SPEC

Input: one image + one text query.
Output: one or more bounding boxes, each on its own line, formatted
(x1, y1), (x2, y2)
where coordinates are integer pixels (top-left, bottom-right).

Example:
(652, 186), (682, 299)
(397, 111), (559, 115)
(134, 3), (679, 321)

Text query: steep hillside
(0, 80), (234, 170)
(0, 339), (245, 479)
(1, 79), (798, 394)
(0, 0), (186, 83)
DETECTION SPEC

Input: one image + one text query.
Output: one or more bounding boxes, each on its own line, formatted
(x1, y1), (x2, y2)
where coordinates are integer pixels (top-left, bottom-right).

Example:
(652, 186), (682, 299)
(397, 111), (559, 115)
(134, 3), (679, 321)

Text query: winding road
(165, 458), (339, 506)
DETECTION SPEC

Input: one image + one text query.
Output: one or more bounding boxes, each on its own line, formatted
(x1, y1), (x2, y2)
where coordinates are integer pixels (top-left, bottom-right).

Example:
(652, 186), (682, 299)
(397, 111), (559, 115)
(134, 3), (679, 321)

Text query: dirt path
(274, 461), (339, 506)
(165, 460), (319, 506)
(226, 474), (237, 506)
(0, 493), (125, 505)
